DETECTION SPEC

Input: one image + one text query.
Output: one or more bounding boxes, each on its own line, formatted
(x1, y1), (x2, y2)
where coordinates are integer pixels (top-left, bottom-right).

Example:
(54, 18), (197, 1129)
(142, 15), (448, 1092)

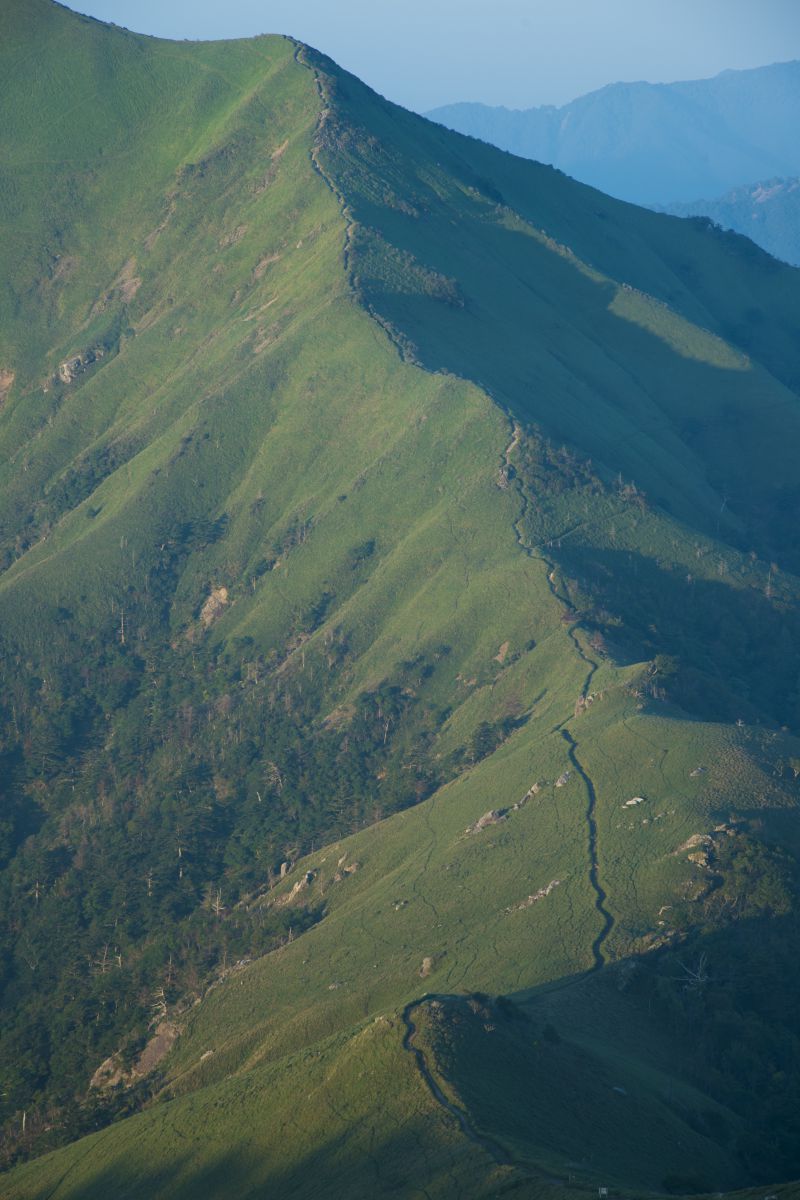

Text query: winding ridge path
(397, 426), (619, 1180)
(560, 729), (614, 969)
(306, 112), (620, 1152)
(502, 419), (615, 970)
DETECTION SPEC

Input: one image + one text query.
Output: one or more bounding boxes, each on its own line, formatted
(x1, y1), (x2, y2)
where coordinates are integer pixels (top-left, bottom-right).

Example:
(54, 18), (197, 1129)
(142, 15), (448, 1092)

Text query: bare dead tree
(676, 952), (710, 992)
(151, 986), (168, 1023)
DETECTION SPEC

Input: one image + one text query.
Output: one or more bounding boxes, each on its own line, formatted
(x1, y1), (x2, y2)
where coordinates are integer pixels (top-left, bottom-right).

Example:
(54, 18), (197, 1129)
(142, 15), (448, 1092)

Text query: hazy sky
(69, 0), (800, 112)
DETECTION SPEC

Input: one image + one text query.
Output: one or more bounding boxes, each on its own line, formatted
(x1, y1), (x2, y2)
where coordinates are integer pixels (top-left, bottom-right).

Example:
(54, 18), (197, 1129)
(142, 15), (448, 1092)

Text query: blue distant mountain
(426, 61), (800, 208)
(658, 177), (800, 268)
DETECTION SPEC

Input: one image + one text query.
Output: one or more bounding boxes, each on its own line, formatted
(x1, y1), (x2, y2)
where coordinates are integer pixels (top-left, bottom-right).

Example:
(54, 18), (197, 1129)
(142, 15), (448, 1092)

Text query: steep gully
(296, 54), (615, 1170)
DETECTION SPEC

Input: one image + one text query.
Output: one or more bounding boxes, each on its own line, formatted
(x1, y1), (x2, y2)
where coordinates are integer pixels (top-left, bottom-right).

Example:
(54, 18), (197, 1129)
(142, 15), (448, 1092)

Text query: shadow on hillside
(345, 157), (800, 569)
(7, 1114), (513, 1200)
(508, 912), (800, 1191)
(550, 543), (800, 728)
(10, 920), (800, 1198)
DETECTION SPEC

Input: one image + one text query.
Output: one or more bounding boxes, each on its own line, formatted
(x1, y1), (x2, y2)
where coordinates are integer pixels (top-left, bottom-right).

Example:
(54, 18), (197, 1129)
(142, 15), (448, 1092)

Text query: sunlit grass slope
(5, 1016), (544, 1200)
(0, 0), (542, 701)
(2, 3), (800, 1197)
(7, 689), (800, 1197)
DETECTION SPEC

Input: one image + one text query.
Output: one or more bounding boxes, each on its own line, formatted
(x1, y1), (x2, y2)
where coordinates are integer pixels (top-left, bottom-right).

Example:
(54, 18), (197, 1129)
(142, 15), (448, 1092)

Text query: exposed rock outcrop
(0, 368), (14, 406)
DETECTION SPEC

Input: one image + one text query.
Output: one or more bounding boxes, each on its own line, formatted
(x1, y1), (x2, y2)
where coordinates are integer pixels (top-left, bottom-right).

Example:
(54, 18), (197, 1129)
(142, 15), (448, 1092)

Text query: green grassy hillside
(2, 3), (800, 1197)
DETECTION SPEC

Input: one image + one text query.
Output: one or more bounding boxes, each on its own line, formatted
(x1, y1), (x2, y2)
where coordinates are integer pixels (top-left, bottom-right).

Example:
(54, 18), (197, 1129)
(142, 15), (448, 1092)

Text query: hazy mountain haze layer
(426, 60), (800, 205)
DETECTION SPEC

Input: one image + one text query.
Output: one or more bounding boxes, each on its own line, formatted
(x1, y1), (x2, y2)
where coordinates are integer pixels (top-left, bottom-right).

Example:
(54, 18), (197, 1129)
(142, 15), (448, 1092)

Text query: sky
(70, 0), (800, 112)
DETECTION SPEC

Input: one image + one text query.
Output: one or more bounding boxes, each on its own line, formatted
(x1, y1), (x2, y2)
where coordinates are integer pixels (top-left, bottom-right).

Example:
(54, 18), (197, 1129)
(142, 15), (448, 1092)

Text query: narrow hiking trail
(560, 729), (614, 970)
(303, 40), (610, 981)
(396, 427), (619, 1179)
(502, 420), (615, 971)
(300, 109), (620, 1155)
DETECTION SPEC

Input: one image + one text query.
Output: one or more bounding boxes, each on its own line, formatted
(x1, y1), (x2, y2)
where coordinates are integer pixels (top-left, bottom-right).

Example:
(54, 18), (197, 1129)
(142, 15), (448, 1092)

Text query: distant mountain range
(426, 61), (800, 208)
(658, 176), (800, 267)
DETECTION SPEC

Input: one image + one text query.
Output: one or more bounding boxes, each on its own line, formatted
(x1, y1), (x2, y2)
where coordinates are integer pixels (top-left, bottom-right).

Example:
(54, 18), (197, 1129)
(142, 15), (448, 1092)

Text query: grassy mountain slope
(660, 177), (800, 268)
(315, 50), (800, 568)
(2, 4), (800, 1196)
(6, 689), (800, 1196)
(425, 60), (800, 205)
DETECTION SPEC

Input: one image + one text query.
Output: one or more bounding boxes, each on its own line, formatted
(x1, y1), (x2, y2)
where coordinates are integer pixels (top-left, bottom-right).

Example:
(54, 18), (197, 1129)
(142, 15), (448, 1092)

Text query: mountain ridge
(2, 5), (800, 1196)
